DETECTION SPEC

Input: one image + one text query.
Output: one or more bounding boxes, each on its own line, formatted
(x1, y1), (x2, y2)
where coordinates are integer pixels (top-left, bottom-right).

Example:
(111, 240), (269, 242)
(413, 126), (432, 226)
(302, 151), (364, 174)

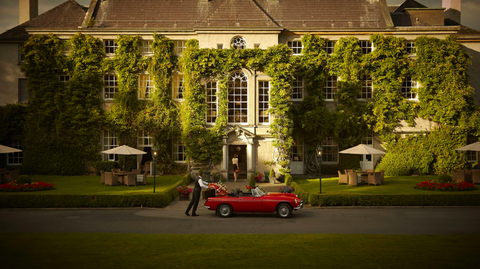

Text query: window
(172, 73), (184, 100)
(287, 41), (302, 55)
(405, 41), (415, 55)
(231, 36), (246, 50)
(359, 76), (372, 99)
(103, 75), (118, 100)
(102, 130), (118, 161)
(217, 44), (223, 49)
(173, 40), (187, 55)
(173, 137), (186, 162)
(18, 78), (28, 103)
(360, 40), (372, 54)
(206, 81), (217, 124)
(325, 40), (336, 55)
(466, 136), (478, 163)
(401, 78), (418, 100)
(322, 137), (338, 163)
(228, 72), (248, 124)
(18, 43), (25, 64)
(62, 40), (72, 55)
(59, 75), (70, 83)
(7, 139), (22, 165)
(362, 133), (373, 146)
(141, 40), (153, 55)
(104, 40), (118, 54)
(258, 81), (269, 124)
(324, 76), (337, 101)
(291, 138), (304, 162)
(139, 74), (154, 99)
(292, 76), (304, 100)
(138, 131), (152, 147)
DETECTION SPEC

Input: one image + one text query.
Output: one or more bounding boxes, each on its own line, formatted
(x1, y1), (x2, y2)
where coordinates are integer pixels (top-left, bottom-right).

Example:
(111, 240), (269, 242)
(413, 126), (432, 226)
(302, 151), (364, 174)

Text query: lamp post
(152, 146), (159, 193)
(317, 146), (323, 194)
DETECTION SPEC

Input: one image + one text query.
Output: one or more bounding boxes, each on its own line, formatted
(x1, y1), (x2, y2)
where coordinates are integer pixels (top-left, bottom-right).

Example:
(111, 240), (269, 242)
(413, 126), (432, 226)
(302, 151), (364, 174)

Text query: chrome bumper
(294, 200), (303, 210)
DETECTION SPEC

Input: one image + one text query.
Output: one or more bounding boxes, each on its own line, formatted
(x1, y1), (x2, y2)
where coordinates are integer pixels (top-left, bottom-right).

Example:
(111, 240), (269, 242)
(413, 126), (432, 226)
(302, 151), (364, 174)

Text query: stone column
(221, 136), (229, 181)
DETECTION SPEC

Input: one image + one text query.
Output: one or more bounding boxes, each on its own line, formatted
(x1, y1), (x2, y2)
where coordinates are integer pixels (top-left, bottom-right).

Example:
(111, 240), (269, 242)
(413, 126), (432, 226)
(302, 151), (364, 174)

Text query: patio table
(113, 171), (128, 185)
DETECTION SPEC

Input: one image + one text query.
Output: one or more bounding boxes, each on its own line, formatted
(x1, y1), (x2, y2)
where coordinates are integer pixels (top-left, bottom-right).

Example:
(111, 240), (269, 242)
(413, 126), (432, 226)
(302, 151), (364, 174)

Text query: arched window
(231, 36), (246, 50)
(228, 72), (248, 124)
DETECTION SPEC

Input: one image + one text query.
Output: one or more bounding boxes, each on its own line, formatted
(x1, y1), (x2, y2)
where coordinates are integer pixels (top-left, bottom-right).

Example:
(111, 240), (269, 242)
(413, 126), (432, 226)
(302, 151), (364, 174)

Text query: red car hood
(266, 192), (297, 198)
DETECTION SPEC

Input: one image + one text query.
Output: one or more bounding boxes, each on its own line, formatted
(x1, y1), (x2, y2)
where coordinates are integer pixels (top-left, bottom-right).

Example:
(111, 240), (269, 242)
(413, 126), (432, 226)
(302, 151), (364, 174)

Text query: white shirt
(198, 177), (209, 189)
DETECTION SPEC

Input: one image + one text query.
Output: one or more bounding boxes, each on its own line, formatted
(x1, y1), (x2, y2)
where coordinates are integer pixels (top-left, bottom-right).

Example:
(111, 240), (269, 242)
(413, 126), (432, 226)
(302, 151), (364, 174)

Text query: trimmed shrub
(16, 175), (32, 185)
(438, 174), (452, 183)
(269, 169), (275, 178)
(95, 161), (119, 175)
(249, 175), (256, 189)
(285, 173), (293, 186)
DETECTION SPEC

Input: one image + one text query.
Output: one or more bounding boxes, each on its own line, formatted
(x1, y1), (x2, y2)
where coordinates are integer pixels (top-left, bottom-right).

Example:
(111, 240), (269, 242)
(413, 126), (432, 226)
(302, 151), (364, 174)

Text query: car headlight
(295, 199), (298, 204)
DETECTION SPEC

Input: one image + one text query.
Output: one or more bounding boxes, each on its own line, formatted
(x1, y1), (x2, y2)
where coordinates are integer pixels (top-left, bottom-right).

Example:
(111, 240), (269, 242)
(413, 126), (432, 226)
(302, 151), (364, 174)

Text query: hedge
(289, 180), (480, 207)
(0, 174), (192, 208)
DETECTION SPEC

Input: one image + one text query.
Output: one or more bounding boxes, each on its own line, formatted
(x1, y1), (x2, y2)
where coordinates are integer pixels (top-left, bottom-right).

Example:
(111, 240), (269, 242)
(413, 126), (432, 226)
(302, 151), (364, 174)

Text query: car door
(237, 195), (263, 212)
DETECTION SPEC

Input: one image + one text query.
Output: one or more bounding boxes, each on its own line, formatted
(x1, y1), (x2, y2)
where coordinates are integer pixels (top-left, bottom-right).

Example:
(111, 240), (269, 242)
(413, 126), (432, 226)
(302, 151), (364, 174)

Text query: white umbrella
(101, 145), (146, 155)
(339, 144), (386, 155)
(455, 142), (480, 151)
(101, 145), (147, 171)
(0, 144), (22, 154)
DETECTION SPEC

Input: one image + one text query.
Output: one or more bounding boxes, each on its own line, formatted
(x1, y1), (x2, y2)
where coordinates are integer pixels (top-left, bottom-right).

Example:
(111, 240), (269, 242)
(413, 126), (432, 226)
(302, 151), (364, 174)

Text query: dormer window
(231, 36), (246, 50)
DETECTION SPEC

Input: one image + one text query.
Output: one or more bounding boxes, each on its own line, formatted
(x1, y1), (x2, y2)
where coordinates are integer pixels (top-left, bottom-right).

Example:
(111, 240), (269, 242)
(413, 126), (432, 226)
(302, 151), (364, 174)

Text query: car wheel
(217, 204), (233, 218)
(276, 203), (292, 218)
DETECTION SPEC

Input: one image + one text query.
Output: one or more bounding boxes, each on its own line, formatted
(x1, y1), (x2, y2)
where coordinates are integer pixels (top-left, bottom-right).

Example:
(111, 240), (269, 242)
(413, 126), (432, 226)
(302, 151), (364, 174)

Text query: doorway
(229, 145), (247, 180)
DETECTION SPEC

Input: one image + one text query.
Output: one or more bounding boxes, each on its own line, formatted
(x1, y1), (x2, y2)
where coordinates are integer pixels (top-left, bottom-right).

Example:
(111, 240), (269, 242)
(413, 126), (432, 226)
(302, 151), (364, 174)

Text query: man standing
(185, 171), (210, 216)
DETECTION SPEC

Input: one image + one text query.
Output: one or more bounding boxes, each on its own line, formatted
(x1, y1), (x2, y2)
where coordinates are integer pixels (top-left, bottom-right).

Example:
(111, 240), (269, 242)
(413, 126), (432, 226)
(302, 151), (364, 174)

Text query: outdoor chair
(104, 172), (119, 186)
(124, 172), (137, 186)
(100, 170), (105, 184)
(345, 169), (353, 174)
(338, 170), (348, 184)
(132, 169), (141, 174)
(452, 169), (471, 182)
(472, 170), (480, 184)
(5, 170), (19, 183)
(347, 171), (358, 186)
(136, 171), (148, 185)
(112, 168), (121, 173)
(465, 170), (473, 183)
(379, 170), (385, 184)
(368, 172), (382, 186)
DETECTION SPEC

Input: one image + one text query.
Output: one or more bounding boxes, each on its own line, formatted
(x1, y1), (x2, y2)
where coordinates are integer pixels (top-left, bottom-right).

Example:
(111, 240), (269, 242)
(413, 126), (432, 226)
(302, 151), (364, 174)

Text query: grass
(0, 175), (184, 195)
(1, 233), (478, 269)
(294, 175), (480, 195)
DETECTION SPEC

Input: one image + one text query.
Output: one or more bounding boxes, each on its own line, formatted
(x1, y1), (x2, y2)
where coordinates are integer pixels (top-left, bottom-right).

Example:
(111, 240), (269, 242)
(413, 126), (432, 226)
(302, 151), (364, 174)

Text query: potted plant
(253, 171), (263, 183)
(177, 185), (192, 201)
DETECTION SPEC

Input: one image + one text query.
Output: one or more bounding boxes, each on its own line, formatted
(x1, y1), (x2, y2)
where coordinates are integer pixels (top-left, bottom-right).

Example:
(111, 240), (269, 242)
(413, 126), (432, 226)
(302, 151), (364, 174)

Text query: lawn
(294, 175), (480, 195)
(0, 175), (185, 195)
(1, 233), (478, 269)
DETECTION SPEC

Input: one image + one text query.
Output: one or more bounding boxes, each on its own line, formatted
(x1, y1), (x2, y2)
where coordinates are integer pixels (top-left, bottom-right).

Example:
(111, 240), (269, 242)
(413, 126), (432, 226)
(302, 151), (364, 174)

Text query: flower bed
(0, 181), (55, 192)
(254, 172), (263, 182)
(414, 180), (476, 191)
(176, 185), (192, 197)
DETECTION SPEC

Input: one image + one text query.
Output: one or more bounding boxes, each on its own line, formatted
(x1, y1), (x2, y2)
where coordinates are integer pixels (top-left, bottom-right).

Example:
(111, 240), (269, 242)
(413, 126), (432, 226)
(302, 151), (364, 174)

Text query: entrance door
(229, 145), (247, 179)
(361, 154), (373, 171)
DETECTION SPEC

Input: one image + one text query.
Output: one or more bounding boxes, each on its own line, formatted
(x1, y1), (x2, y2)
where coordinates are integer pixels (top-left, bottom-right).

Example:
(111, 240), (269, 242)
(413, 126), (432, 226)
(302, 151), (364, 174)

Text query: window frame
(141, 40), (154, 55)
(324, 76), (338, 101)
(228, 72), (248, 125)
(137, 131), (153, 147)
(173, 40), (187, 55)
(358, 76), (373, 100)
(359, 40), (373, 54)
(102, 130), (118, 162)
(172, 73), (185, 101)
(291, 137), (304, 162)
(103, 74), (118, 100)
(325, 40), (336, 55)
(104, 39), (118, 55)
(322, 137), (339, 164)
(258, 80), (270, 125)
(173, 137), (186, 163)
(231, 36), (247, 50)
(138, 74), (154, 100)
(291, 75), (304, 101)
(401, 77), (418, 101)
(206, 81), (218, 124)
(405, 40), (416, 55)
(7, 139), (23, 166)
(287, 40), (302, 55)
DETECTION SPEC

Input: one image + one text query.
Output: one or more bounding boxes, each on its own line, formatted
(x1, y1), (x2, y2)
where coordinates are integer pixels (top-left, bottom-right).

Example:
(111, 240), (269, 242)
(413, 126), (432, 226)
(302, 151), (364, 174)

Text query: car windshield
(254, 186), (266, 197)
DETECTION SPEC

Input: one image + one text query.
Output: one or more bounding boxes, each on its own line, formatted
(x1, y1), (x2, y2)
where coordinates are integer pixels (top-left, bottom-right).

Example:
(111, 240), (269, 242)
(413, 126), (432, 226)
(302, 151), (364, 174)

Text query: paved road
(1, 204), (479, 234)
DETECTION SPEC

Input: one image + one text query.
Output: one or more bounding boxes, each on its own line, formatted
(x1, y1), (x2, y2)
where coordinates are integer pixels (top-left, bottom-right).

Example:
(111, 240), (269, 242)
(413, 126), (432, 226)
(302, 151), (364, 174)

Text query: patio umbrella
(455, 142), (480, 151)
(101, 145), (147, 171)
(101, 145), (147, 155)
(0, 144), (22, 154)
(339, 144), (386, 155)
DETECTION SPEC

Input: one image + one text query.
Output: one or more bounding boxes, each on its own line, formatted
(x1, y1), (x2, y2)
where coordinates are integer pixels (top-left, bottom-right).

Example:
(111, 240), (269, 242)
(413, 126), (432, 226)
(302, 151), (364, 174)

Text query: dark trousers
(186, 189), (201, 214)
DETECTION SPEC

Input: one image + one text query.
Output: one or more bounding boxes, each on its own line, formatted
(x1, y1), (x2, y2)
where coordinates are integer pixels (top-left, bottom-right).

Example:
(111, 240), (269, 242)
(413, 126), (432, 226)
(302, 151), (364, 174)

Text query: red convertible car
(204, 186), (303, 218)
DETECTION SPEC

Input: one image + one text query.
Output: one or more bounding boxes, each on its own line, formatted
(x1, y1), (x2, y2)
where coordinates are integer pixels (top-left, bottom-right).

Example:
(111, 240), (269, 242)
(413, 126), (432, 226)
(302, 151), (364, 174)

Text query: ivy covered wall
(15, 32), (479, 176)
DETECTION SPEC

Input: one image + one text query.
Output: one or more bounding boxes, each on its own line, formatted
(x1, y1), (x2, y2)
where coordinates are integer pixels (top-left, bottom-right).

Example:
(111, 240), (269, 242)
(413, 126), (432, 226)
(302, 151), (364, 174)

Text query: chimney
(19, 0), (38, 24)
(443, 0), (461, 24)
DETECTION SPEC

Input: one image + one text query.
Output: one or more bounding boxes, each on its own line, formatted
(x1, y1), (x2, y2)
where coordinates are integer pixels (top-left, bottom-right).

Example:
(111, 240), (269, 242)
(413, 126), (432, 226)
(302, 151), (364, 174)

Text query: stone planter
(179, 194), (190, 201)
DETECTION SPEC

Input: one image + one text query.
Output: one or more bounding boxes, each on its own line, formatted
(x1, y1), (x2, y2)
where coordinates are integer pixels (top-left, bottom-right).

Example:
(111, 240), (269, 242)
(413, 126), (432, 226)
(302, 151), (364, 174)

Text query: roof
(90, 0), (393, 30)
(391, 0), (427, 13)
(0, 0), (87, 41)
